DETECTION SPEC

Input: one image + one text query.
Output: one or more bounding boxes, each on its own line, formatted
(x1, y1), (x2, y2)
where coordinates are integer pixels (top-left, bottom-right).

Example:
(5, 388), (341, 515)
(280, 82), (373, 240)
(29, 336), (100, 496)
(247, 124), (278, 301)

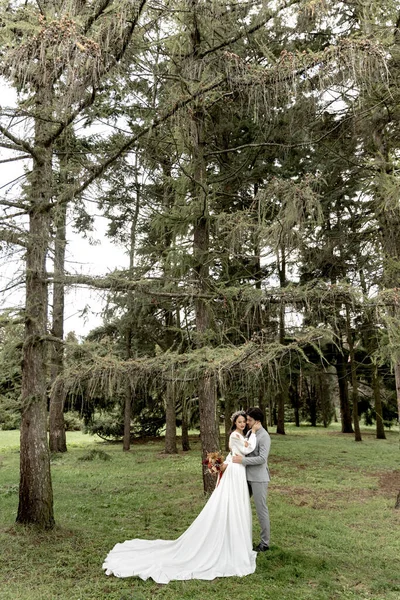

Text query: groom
(232, 406), (271, 552)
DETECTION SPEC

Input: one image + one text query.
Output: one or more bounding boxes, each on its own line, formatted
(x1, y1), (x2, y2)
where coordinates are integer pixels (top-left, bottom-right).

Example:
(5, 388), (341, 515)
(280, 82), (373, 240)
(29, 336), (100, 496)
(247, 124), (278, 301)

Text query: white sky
(0, 83), (128, 338)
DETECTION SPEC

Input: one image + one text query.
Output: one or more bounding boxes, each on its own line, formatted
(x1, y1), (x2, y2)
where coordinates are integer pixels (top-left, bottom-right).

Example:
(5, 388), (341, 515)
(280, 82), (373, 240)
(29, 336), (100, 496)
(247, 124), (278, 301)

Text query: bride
(102, 410), (258, 583)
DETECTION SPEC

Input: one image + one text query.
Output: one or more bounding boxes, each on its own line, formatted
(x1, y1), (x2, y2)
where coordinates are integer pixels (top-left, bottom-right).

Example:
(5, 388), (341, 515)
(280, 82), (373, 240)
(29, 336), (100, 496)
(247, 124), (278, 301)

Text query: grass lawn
(0, 424), (399, 600)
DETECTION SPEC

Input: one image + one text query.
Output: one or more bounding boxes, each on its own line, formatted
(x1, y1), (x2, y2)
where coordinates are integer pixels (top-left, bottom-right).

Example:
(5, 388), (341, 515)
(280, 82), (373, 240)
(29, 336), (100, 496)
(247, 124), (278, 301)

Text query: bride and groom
(103, 406), (271, 583)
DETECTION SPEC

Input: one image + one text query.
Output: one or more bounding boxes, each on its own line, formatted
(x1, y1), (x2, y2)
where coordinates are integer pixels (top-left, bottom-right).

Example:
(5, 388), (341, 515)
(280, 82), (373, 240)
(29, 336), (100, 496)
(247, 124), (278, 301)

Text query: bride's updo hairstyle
(230, 410), (249, 434)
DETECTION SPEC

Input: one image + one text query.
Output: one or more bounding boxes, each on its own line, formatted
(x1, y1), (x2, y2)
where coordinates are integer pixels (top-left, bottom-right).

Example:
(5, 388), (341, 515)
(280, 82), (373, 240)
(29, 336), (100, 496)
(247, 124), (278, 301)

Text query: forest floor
(0, 424), (399, 600)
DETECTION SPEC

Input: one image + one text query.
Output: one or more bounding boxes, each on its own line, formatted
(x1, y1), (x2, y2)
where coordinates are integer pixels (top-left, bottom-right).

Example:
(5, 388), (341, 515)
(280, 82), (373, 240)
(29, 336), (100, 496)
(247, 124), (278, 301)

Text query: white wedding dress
(102, 431), (257, 583)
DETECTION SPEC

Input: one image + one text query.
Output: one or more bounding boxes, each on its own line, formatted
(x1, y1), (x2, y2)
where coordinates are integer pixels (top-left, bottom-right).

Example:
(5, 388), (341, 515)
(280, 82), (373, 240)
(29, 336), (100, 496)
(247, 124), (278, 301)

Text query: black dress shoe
(254, 543), (269, 552)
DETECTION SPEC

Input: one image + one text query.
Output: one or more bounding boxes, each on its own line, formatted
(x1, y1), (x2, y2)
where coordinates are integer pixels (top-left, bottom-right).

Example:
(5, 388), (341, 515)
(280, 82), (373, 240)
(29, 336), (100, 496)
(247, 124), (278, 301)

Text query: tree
(0, 0), (150, 528)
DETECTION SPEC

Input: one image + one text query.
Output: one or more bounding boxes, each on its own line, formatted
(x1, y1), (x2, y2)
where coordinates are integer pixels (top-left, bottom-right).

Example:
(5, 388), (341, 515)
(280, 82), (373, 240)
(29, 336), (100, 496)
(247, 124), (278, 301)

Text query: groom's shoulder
(259, 426), (271, 439)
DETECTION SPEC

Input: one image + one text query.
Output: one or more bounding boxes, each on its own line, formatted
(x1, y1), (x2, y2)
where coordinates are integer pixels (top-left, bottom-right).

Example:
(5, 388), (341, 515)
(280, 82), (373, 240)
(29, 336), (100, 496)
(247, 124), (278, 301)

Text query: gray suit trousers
(248, 481), (270, 546)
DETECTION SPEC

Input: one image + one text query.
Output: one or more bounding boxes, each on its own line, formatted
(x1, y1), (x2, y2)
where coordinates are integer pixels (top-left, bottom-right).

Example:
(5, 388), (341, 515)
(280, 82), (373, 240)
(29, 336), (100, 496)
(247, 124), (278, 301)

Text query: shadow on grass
(256, 544), (331, 582)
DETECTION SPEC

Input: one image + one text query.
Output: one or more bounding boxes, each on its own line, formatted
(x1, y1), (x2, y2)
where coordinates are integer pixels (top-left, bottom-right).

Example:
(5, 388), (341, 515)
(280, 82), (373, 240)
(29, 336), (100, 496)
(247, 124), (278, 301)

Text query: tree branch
(83, 0), (114, 33)
(0, 141), (31, 152)
(0, 198), (28, 210)
(0, 124), (37, 159)
(43, 0), (149, 147)
(184, 0), (300, 60)
(56, 76), (227, 205)
(0, 228), (26, 247)
(0, 154), (31, 164)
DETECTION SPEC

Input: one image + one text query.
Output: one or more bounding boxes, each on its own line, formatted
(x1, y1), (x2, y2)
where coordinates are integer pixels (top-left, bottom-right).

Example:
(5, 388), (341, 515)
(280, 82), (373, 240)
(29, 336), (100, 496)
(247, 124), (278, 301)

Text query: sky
(0, 82), (128, 337)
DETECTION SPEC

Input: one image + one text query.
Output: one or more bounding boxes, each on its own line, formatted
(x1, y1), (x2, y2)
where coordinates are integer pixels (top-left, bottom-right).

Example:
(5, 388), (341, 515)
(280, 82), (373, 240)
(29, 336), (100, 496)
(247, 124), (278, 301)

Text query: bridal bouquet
(202, 451), (224, 475)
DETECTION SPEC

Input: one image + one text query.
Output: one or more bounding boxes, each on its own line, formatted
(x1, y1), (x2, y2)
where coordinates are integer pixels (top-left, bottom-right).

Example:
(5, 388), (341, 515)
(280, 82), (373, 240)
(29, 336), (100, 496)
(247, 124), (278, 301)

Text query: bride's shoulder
(230, 431), (243, 440)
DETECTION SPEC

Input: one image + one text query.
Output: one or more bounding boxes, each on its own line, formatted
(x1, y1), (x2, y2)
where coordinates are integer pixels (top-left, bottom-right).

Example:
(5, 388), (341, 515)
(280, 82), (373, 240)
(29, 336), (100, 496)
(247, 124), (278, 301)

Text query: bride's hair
(230, 410), (249, 434)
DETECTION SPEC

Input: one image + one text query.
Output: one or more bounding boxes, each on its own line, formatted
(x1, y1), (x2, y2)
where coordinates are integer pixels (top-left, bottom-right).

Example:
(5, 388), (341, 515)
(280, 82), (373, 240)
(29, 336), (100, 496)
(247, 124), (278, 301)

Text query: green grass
(0, 425), (399, 600)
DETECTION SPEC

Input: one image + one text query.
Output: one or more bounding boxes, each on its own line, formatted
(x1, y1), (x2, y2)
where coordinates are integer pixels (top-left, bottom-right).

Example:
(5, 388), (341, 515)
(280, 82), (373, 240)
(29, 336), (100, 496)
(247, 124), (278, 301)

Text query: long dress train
(102, 432), (257, 584)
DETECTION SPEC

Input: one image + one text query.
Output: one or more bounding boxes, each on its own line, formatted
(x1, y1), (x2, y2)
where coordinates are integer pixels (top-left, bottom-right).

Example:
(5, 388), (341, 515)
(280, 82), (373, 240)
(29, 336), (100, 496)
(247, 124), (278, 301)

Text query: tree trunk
(372, 365), (386, 440)
(194, 209), (220, 492)
(123, 174), (141, 452)
(268, 395), (274, 428)
(49, 134), (69, 454)
(224, 394), (233, 452)
(17, 86), (54, 529)
(163, 311), (177, 453)
(336, 347), (353, 434)
(181, 397), (190, 451)
(276, 246), (286, 435)
(123, 380), (132, 452)
(190, 38), (219, 491)
(394, 362), (400, 428)
(359, 270), (386, 440)
(294, 373), (302, 427)
(184, 0), (219, 493)
(394, 362), (400, 509)
(164, 381), (177, 454)
(276, 390), (286, 434)
(160, 158), (178, 453)
(309, 383), (317, 427)
(346, 306), (362, 442)
(198, 376), (219, 493)
(194, 206), (220, 492)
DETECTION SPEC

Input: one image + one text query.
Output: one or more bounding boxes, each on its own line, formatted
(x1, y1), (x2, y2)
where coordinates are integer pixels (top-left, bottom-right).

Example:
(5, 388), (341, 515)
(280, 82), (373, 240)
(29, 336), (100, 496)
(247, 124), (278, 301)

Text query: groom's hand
(232, 455), (243, 464)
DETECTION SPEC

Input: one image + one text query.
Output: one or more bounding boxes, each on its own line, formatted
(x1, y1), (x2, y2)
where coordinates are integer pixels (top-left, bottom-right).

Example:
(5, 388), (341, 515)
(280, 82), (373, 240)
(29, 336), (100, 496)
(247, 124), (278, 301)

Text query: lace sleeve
(243, 432), (256, 454)
(229, 432), (256, 456)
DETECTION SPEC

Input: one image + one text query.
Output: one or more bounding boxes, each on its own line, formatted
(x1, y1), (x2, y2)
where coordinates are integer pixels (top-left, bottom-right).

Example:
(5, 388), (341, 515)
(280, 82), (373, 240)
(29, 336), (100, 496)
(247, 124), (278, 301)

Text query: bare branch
(0, 142), (31, 152)
(0, 199), (28, 210)
(0, 154), (31, 164)
(0, 173), (30, 192)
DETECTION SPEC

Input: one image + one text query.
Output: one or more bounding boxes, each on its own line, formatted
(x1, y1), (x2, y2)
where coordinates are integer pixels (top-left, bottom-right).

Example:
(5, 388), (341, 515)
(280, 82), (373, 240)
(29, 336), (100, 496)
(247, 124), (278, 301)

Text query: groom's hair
(246, 406), (264, 423)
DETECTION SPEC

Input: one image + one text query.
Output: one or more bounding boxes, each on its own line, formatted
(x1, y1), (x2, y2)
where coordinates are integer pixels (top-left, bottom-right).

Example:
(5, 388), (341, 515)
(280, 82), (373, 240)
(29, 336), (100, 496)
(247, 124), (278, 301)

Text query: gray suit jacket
(242, 426), (271, 483)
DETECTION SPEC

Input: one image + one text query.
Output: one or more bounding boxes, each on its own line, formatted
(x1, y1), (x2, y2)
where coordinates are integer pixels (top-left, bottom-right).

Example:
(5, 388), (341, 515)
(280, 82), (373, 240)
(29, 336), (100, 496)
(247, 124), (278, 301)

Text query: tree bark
(307, 380), (317, 427)
(123, 379), (132, 452)
(346, 305), (362, 442)
(181, 396), (191, 451)
(276, 389), (286, 434)
(17, 85), (54, 529)
(276, 246), (286, 435)
(159, 157), (178, 454)
(193, 115), (220, 493)
(336, 346), (354, 434)
(224, 394), (233, 452)
(123, 172), (141, 452)
(49, 134), (70, 454)
(268, 395), (274, 428)
(394, 362), (400, 430)
(198, 376), (219, 493)
(164, 381), (177, 454)
(184, 2), (220, 492)
(372, 365), (386, 440)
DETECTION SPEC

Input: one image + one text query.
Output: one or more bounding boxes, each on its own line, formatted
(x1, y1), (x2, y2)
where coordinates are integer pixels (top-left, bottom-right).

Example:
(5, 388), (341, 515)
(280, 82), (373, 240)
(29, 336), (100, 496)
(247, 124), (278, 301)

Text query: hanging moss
(57, 326), (334, 402)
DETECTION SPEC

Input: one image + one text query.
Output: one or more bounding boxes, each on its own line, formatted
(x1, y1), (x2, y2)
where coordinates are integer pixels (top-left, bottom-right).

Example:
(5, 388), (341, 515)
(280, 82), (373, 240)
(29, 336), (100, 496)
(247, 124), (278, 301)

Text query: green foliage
(62, 411), (83, 432)
(0, 313), (23, 430)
